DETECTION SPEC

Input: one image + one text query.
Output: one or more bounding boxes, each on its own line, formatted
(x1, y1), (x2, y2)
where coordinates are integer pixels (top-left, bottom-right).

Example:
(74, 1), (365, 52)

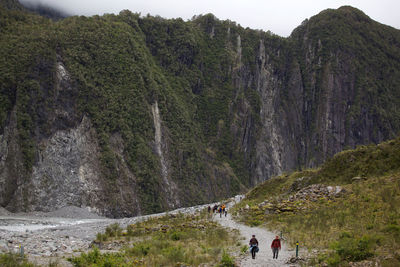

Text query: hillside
(0, 0), (400, 217)
(233, 136), (400, 266)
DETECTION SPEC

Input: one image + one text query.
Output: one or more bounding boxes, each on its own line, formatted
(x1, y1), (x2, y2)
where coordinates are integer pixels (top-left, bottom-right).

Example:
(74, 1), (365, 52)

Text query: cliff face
(249, 7), (400, 182)
(0, 3), (399, 217)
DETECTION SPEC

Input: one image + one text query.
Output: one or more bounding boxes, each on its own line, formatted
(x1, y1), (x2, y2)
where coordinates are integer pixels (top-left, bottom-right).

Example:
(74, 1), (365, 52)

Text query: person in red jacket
(271, 235), (281, 259)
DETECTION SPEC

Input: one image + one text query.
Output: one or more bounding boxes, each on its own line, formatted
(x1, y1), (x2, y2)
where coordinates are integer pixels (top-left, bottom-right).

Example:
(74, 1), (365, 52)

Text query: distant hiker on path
(213, 204), (218, 213)
(249, 235), (259, 259)
(208, 206), (211, 213)
(224, 209), (227, 217)
(271, 235), (281, 259)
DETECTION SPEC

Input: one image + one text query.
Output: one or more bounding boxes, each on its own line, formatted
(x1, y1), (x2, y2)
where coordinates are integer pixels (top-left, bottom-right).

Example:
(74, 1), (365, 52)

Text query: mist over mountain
(0, 0), (399, 217)
(2, 0), (68, 19)
(20, 0), (69, 20)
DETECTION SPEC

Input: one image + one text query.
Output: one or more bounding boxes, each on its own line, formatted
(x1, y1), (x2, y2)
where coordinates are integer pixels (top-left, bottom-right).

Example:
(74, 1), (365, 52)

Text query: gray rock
(352, 176), (367, 182)
(0, 207), (11, 216)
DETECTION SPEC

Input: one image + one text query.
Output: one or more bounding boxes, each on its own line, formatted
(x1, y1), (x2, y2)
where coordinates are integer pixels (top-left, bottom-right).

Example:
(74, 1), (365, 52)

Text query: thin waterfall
(151, 101), (180, 207)
(151, 101), (169, 186)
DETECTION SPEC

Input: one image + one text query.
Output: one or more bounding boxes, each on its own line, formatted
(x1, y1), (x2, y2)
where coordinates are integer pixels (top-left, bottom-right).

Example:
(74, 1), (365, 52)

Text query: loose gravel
(213, 197), (300, 267)
(0, 203), (216, 266)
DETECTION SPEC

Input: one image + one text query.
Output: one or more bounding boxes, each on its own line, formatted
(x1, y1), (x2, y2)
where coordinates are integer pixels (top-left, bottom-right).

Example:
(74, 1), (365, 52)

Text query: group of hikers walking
(207, 204), (282, 260)
(249, 235), (281, 260)
(208, 204), (227, 217)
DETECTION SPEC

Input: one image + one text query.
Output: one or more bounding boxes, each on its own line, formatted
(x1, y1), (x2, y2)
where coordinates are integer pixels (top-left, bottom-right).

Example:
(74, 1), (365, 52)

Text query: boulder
(352, 176), (367, 182)
(289, 177), (313, 192)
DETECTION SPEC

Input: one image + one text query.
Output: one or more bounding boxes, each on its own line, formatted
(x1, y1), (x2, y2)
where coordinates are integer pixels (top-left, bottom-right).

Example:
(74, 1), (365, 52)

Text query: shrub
(126, 225), (134, 236)
(105, 223), (122, 238)
(0, 253), (35, 267)
(325, 253), (341, 267)
(332, 235), (374, 262)
(339, 231), (352, 238)
(218, 251), (235, 267)
(240, 245), (249, 254)
(68, 247), (132, 267)
(129, 243), (150, 256)
(69, 248), (100, 266)
(169, 230), (182, 241)
(96, 232), (108, 242)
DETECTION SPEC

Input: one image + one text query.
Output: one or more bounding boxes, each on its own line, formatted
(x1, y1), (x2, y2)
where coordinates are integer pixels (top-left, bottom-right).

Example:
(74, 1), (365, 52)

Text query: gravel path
(214, 199), (299, 267)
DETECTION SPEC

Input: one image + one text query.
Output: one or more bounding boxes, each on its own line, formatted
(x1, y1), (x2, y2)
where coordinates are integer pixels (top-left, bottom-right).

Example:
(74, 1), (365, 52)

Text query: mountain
(0, 1), (399, 217)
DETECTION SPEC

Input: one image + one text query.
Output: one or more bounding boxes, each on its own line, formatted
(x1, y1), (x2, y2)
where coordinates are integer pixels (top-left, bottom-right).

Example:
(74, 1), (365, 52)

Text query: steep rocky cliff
(0, 1), (399, 217)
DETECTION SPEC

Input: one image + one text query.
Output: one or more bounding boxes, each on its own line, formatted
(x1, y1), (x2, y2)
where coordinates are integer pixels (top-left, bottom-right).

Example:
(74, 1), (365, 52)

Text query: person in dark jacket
(249, 235), (259, 259)
(213, 204), (218, 213)
(271, 235), (281, 259)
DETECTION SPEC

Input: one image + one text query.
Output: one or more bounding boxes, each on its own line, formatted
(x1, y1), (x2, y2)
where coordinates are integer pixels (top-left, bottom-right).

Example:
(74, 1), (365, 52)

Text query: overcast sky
(20, 0), (400, 36)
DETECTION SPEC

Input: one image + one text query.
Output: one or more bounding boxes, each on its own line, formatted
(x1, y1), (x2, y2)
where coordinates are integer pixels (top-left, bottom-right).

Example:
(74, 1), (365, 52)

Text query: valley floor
(1, 197), (302, 266)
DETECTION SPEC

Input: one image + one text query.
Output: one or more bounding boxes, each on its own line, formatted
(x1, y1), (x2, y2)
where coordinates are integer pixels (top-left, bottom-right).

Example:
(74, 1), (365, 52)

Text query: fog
(19, 0), (400, 36)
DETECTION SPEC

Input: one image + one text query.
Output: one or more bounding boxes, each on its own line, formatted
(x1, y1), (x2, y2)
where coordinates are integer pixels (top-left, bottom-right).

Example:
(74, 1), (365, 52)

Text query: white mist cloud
(19, 0), (400, 36)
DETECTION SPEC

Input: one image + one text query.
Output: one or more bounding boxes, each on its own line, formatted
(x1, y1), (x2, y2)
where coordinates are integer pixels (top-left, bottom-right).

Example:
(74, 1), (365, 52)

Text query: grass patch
(68, 247), (136, 267)
(70, 211), (240, 266)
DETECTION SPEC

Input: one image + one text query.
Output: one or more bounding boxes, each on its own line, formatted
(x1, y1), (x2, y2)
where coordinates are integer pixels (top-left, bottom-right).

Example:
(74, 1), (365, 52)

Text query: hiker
(218, 206), (222, 217)
(213, 204), (218, 213)
(224, 209), (227, 217)
(271, 235), (281, 259)
(207, 206), (211, 213)
(249, 235), (259, 259)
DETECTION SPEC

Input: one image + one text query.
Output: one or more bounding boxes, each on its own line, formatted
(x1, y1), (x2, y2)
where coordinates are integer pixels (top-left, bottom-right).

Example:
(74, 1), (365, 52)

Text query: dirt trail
(214, 200), (299, 267)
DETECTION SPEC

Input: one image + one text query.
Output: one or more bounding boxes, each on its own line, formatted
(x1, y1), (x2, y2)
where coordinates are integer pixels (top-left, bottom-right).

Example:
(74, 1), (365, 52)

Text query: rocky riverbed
(0, 203), (216, 266)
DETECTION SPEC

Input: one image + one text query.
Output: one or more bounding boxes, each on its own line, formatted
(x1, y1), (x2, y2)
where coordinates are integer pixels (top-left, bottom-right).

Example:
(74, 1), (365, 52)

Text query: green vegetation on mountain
(70, 212), (239, 267)
(233, 136), (400, 266)
(0, 4), (266, 214)
(290, 6), (400, 163)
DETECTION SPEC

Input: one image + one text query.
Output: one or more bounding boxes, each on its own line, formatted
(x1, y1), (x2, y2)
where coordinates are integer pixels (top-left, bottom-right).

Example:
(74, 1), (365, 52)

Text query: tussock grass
(0, 253), (36, 267)
(70, 211), (239, 266)
(233, 137), (400, 266)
